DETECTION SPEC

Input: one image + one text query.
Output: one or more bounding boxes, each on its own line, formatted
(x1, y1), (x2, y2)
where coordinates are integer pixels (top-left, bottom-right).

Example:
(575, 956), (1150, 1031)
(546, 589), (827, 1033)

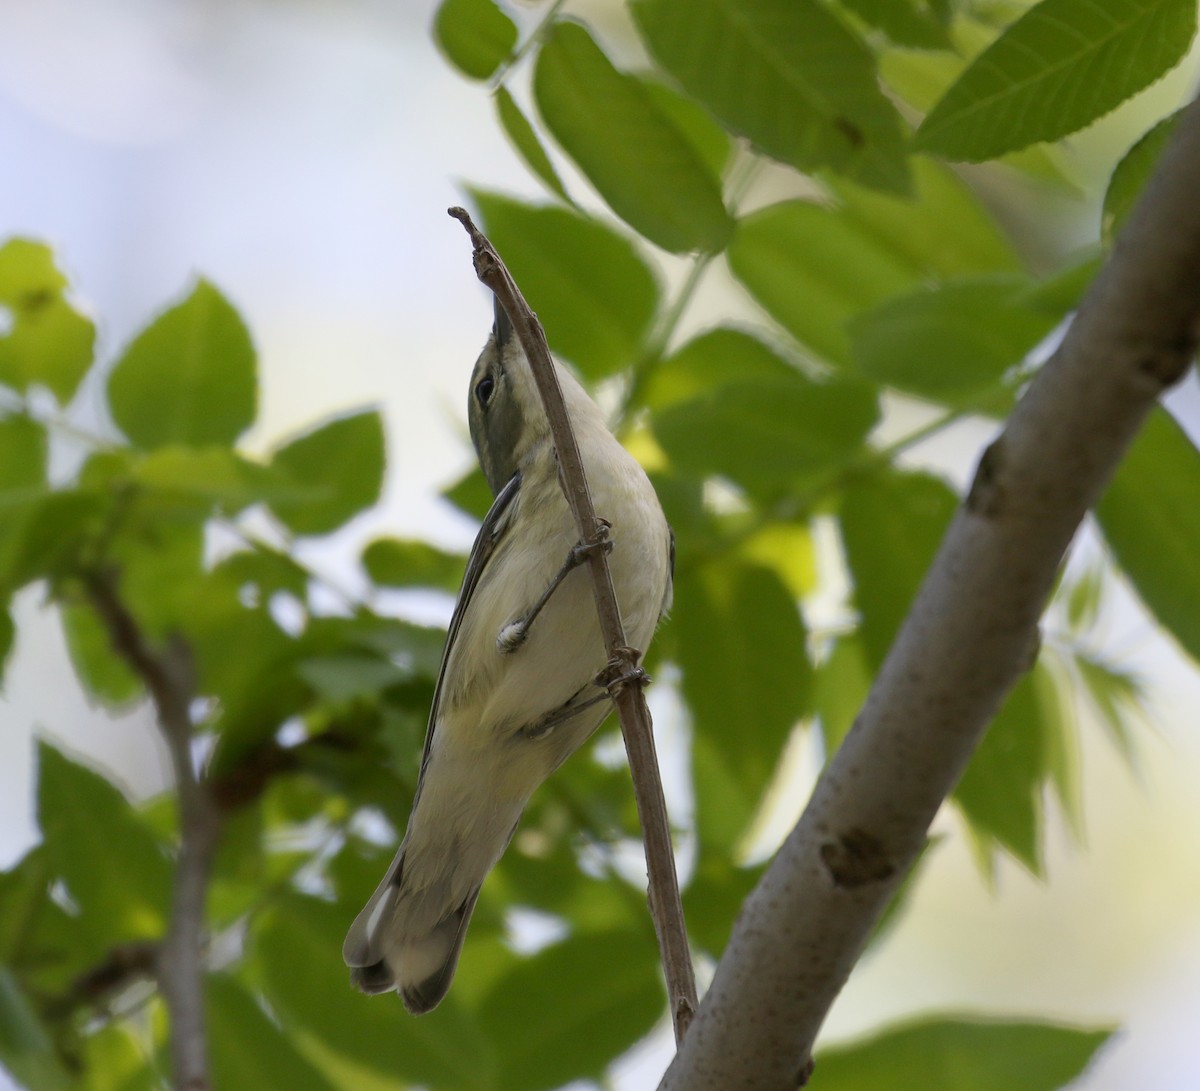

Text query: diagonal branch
(84, 569), (220, 1091)
(448, 206), (699, 1043)
(658, 96), (1200, 1090)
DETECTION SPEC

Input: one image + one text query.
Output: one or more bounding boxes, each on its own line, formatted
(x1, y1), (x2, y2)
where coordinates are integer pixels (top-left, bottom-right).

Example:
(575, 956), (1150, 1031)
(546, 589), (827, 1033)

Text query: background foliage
(2, 0), (1199, 1087)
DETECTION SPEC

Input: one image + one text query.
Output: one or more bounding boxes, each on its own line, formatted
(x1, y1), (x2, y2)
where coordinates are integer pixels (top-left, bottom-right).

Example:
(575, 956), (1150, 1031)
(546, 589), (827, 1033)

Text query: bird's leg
(521, 656), (649, 740)
(497, 520), (613, 654)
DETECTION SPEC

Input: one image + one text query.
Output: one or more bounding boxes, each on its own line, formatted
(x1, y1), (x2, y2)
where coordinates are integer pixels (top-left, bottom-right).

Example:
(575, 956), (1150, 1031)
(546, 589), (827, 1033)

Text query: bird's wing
(415, 470), (522, 780)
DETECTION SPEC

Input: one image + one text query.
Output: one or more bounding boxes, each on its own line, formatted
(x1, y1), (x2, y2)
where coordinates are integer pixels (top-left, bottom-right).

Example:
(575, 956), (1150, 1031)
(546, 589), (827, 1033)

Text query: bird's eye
(475, 375), (495, 407)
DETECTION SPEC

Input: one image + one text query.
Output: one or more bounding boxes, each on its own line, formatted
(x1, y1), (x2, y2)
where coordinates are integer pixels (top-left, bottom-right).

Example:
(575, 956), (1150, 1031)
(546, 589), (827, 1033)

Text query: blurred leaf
(815, 634), (872, 755)
(1075, 651), (1142, 762)
(850, 276), (1056, 407)
(0, 604), (12, 681)
(838, 0), (952, 49)
(632, 0), (911, 192)
(832, 157), (1024, 278)
(212, 545), (309, 602)
(0, 414), (48, 492)
(1102, 109), (1183, 244)
(1020, 251), (1102, 316)
(534, 22), (732, 253)
(471, 190), (660, 379)
(0, 969), (74, 1091)
(638, 327), (799, 411)
(654, 374), (879, 497)
(640, 77), (733, 182)
(434, 0), (517, 81)
(108, 279), (257, 449)
(494, 87), (571, 203)
(675, 560), (810, 847)
(0, 238), (95, 405)
(295, 654), (409, 703)
(477, 928), (661, 1091)
(254, 894), (494, 1087)
(362, 537), (465, 591)
(1096, 408), (1200, 663)
(915, 0), (1197, 161)
(442, 464), (492, 520)
(682, 854), (765, 957)
(36, 741), (173, 949)
(729, 200), (922, 366)
(60, 602), (142, 706)
(953, 667), (1055, 873)
(0, 489), (105, 592)
(815, 1015), (1112, 1089)
(128, 446), (305, 515)
(268, 409), (385, 536)
(1064, 564), (1105, 633)
(80, 1022), (157, 1091)
(839, 469), (958, 668)
(208, 974), (340, 1091)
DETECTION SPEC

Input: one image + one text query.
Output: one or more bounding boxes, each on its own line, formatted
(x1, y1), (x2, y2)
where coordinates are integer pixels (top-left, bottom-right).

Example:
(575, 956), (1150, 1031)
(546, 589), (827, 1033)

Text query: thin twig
(448, 206), (699, 1043)
(85, 570), (219, 1091)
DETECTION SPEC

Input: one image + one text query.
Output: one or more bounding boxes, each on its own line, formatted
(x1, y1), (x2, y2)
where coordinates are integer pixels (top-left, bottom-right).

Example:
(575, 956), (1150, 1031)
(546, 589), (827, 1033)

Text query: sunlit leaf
(268, 409), (385, 535)
(109, 280), (257, 449)
(729, 200), (922, 366)
(362, 537), (465, 591)
(434, 0), (517, 81)
(915, 0), (1197, 161)
(0, 238), (95, 405)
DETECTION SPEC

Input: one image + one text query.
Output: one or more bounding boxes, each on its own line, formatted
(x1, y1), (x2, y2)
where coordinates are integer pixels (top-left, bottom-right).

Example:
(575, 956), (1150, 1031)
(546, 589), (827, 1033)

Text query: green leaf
(108, 279), (257, 448)
(434, 0), (517, 81)
(915, 0), (1198, 161)
(471, 190), (660, 379)
(839, 0), (952, 49)
(832, 156), (1024, 278)
(641, 77), (734, 182)
(534, 21), (732, 253)
(1102, 109), (1183, 244)
(0, 969), (74, 1091)
(0, 604), (12, 680)
(129, 445), (303, 514)
(850, 276), (1057, 407)
(729, 200), (923, 366)
(815, 634), (872, 755)
(61, 602), (142, 706)
(1096, 408), (1200, 663)
(0, 413), (47, 492)
(477, 928), (662, 1091)
(1074, 651), (1142, 761)
(839, 469), (958, 668)
(682, 854), (765, 957)
(254, 894), (494, 1087)
(36, 741), (173, 949)
(639, 327), (799, 411)
(654, 373), (879, 497)
(267, 409), (385, 536)
(675, 559), (810, 847)
(295, 654), (408, 703)
(631, 0), (911, 192)
(362, 537), (465, 591)
(953, 667), (1056, 873)
(0, 489), (106, 593)
(494, 86), (572, 203)
(816, 1015), (1112, 1090)
(442, 464), (493, 520)
(0, 238), (95, 405)
(208, 974), (339, 1091)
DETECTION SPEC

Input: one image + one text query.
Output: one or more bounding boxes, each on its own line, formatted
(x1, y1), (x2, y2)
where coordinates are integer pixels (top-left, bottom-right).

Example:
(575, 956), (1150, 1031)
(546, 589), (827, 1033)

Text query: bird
(342, 296), (674, 1014)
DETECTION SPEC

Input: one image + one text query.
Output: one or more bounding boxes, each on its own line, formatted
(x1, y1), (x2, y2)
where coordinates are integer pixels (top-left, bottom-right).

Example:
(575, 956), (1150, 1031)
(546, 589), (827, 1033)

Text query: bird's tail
(342, 852), (483, 1015)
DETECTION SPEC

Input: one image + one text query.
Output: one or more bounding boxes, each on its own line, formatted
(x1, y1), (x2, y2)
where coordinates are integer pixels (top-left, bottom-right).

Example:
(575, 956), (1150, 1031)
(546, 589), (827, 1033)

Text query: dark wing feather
(415, 470), (521, 779)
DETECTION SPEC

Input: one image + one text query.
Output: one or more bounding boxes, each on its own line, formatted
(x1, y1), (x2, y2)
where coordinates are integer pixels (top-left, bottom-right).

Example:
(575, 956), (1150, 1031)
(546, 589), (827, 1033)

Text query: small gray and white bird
(343, 298), (673, 1013)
